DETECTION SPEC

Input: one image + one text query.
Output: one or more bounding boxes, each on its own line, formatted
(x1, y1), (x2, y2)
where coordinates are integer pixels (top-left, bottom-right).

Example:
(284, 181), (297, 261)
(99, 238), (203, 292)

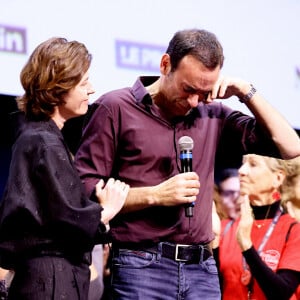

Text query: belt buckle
(175, 244), (190, 262)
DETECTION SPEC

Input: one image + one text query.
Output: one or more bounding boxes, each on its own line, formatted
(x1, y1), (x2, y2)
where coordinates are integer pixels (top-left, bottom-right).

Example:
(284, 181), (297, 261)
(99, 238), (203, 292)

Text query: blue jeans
(110, 243), (221, 300)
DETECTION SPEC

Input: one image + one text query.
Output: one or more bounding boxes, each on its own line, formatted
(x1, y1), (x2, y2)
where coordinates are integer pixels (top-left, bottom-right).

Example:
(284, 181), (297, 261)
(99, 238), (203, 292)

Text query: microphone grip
(180, 150), (194, 217)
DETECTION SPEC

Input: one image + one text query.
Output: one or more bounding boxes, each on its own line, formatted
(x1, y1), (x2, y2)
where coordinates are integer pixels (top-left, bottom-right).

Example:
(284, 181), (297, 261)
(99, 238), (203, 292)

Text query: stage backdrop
(1, 0), (299, 131)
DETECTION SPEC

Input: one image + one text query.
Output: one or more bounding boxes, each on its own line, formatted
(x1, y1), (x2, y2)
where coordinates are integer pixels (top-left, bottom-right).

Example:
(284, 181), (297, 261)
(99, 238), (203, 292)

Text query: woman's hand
(236, 194), (253, 251)
(95, 178), (129, 224)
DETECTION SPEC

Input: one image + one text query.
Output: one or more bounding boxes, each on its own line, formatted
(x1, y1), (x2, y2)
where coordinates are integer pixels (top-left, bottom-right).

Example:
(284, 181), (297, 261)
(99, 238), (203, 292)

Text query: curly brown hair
(17, 37), (92, 120)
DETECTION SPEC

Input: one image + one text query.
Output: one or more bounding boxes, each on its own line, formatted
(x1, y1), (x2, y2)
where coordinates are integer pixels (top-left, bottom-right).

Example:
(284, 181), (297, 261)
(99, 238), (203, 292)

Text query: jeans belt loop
(200, 244), (204, 262)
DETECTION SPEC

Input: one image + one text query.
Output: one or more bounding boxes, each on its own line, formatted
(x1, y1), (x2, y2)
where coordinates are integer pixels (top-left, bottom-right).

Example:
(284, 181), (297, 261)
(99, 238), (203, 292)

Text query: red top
(219, 214), (300, 300)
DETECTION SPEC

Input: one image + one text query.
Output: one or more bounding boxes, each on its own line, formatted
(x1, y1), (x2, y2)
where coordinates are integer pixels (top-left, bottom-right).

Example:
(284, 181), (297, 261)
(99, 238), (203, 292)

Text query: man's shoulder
(93, 76), (150, 106)
(94, 86), (133, 105)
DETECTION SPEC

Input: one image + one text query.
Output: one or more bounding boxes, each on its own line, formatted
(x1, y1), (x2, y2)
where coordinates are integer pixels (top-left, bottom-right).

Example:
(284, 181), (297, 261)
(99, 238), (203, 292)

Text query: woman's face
(60, 70), (95, 120)
(219, 176), (240, 219)
(238, 154), (280, 206)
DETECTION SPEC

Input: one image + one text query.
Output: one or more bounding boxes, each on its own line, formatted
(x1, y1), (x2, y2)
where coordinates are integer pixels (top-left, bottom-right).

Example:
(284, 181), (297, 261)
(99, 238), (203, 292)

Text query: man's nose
(187, 94), (199, 107)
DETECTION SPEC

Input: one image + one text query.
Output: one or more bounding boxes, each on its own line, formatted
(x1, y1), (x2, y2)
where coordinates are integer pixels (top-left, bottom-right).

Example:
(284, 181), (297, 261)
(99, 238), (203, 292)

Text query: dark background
(1, 93), (300, 198)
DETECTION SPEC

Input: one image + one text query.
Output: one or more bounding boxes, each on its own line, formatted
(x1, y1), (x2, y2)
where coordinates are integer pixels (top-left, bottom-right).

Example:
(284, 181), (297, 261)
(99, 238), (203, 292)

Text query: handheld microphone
(178, 136), (194, 217)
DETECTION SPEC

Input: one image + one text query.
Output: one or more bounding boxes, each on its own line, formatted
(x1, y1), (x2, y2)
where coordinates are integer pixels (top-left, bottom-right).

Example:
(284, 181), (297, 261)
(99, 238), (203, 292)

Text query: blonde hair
(17, 37), (92, 120)
(280, 156), (300, 207)
(262, 155), (288, 175)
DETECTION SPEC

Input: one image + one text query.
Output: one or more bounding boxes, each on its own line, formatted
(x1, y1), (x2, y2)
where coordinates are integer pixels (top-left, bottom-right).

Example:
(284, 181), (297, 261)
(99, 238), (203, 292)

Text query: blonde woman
(216, 154), (300, 300)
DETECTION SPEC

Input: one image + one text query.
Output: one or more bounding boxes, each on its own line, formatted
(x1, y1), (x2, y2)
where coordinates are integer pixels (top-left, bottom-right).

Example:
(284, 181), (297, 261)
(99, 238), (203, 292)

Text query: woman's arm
(243, 247), (300, 299)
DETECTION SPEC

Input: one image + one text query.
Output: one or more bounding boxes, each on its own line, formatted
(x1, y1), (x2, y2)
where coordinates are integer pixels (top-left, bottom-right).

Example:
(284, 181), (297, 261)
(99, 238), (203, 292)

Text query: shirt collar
(131, 76), (159, 106)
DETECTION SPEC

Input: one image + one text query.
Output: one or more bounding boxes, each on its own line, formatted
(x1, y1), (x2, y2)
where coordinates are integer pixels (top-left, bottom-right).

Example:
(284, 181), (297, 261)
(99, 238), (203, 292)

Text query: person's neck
(292, 207), (300, 222)
(51, 114), (65, 130)
(251, 201), (281, 220)
(145, 78), (160, 97)
(145, 78), (174, 121)
(287, 201), (300, 221)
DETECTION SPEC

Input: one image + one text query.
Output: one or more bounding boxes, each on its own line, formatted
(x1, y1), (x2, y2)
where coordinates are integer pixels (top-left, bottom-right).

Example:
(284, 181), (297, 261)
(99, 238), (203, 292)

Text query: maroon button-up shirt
(75, 76), (280, 246)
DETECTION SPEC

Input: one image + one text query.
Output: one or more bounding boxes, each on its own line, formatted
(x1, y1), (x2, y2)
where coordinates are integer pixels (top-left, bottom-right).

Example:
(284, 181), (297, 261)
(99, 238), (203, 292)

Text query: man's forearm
(121, 186), (158, 213)
(244, 92), (300, 159)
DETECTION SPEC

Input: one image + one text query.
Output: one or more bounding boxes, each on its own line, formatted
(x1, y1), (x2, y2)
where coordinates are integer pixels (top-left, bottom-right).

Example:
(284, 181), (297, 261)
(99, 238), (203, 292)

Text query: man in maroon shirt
(75, 29), (300, 299)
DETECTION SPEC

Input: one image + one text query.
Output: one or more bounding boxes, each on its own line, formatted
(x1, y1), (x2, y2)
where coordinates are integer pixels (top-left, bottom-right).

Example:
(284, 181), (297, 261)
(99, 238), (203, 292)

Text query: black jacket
(0, 114), (108, 268)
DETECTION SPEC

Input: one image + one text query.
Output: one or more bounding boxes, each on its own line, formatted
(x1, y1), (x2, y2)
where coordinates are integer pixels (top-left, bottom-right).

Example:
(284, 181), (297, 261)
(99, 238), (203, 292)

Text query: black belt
(160, 242), (212, 263)
(114, 242), (212, 264)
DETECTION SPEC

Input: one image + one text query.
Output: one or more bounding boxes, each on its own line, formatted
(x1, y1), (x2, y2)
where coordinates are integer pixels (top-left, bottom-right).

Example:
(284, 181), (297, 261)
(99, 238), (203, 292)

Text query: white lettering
(0, 24), (27, 54)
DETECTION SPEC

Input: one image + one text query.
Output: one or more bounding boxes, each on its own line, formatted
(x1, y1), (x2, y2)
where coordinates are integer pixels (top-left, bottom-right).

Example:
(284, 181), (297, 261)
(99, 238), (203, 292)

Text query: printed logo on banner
(0, 24), (27, 54)
(115, 40), (165, 72)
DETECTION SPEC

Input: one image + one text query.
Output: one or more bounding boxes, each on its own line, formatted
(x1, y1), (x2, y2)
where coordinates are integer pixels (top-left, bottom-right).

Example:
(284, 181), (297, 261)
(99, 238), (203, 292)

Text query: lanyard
(256, 206), (283, 254)
(241, 207), (283, 289)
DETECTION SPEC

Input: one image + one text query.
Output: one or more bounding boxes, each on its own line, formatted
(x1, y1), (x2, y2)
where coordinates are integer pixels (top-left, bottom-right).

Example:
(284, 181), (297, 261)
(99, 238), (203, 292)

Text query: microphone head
(178, 136), (194, 151)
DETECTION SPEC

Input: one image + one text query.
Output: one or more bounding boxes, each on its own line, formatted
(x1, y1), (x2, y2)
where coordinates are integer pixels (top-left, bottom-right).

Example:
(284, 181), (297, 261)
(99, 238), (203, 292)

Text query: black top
(0, 114), (108, 268)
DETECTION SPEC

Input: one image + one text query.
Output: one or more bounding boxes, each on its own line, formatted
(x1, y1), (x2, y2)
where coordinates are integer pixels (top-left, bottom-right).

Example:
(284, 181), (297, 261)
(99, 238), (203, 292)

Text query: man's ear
(160, 53), (172, 75)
